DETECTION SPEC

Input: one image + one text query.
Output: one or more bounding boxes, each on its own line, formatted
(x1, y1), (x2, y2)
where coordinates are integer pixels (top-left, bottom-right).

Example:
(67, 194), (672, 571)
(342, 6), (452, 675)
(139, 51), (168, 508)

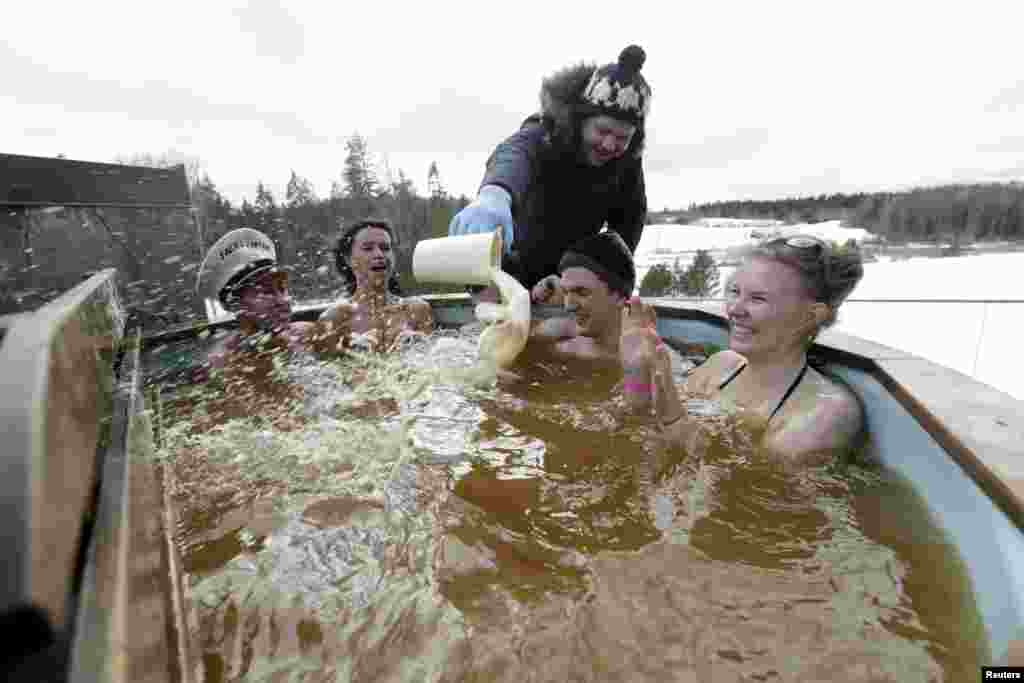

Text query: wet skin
(178, 271), (310, 428)
(626, 258), (863, 464)
(517, 269), (662, 415)
(195, 270), (315, 377)
(319, 227), (433, 353)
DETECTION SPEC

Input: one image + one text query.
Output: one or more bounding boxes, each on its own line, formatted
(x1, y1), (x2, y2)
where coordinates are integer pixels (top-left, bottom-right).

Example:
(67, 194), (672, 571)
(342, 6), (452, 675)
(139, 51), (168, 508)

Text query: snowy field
(637, 220), (1024, 401)
(635, 218), (874, 260)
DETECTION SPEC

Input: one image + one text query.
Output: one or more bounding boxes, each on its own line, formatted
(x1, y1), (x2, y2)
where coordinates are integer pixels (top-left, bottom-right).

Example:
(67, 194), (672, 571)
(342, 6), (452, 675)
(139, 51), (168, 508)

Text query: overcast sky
(4, 0), (1023, 211)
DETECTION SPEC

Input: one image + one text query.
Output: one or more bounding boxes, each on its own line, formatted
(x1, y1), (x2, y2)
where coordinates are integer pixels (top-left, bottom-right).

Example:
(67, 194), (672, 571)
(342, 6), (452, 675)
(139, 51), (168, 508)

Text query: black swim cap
(558, 231), (635, 297)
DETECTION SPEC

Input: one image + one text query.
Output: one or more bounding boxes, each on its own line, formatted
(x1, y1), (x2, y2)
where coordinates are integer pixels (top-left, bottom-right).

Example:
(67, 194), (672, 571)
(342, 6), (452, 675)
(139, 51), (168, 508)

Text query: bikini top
(717, 362), (809, 424)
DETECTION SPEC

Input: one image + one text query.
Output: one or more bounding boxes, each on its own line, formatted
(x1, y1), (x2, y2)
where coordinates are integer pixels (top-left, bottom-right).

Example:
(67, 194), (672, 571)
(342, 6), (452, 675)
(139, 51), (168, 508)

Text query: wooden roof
(1, 153), (192, 209)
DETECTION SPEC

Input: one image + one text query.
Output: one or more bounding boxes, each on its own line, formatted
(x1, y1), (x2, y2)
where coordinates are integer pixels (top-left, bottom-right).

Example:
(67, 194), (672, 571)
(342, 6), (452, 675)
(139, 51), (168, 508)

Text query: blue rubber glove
(448, 185), (514, 254)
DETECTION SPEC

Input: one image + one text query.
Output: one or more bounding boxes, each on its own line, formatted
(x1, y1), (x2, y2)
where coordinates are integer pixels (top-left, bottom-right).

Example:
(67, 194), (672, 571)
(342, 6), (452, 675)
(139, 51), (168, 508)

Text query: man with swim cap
(512, 230), (662, 415)
(449, 45), (652, 296)
(450, 232), (669, 569)
(194, 228), (338, 378)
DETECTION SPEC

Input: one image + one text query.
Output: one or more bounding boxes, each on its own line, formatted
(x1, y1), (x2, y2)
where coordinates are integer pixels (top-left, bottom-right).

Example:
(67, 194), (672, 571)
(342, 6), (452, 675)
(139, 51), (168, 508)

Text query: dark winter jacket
(480, 63), (647, 290)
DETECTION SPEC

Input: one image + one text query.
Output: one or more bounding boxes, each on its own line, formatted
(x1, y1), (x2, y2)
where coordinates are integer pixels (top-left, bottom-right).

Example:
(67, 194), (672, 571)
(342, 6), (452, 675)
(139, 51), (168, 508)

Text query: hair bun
(618, 45), (646, 76)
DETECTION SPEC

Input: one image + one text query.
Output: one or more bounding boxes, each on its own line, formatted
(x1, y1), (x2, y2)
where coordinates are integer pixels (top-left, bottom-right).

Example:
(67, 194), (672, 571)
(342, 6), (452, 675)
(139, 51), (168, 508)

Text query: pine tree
(427, 161), (445, 200)
(251, 181), (283, 257)
(285, 170), (316, 208)
(191, 173), (231, 246)
(639, 264), (674, 296)
(681, 249), (720, 298)
(283, 171), (319, 257)
(240, 198), (255, 221)
(342, 133), (379, 216)
(253, 181), (278, 235)
(254, 181), (277, 214)
(948, 194), (971, 255)
(388, 169), (418, 247)
(670, 257), (687, 296)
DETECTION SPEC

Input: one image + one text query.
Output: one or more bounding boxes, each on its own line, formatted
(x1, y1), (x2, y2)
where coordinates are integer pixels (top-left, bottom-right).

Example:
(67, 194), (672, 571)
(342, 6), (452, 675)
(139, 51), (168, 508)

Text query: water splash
(476, 269), (531, 369)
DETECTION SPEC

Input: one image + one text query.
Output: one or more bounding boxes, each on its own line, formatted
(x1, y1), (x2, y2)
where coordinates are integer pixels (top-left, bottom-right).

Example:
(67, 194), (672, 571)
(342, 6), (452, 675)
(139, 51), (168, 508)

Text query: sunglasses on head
(775, 236), (832, 299)
(783, 235), (826, 250)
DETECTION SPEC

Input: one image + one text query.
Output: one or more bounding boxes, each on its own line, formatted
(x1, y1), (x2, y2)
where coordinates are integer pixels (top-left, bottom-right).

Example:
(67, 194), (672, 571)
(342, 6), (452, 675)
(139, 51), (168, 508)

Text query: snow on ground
(637, 222), (1024, 401)
(635, 220), (875, 276)
(637, 218), (873, 252)
(835, 253), (1023, 401)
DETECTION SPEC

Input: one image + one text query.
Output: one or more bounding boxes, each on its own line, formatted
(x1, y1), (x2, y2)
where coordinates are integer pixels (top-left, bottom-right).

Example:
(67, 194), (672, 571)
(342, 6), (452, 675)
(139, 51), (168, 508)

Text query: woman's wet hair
(333, 218), (402, 297)
(746, 235), (864, 332)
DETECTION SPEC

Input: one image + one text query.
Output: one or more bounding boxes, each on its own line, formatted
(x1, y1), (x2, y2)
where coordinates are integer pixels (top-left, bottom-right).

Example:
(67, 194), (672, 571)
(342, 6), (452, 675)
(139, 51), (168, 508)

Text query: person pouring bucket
(449, 44), (653, 298)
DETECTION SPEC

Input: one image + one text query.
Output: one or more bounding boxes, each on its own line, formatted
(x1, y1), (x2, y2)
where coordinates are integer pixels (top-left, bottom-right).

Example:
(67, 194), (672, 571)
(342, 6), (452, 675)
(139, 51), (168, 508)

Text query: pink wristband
(623, 381), (654, 394)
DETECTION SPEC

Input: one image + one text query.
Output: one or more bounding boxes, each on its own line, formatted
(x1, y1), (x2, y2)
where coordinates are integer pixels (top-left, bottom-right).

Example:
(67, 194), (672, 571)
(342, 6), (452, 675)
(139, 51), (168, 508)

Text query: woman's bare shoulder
(804, 367), (862, 419)
(708, 349), (745, 369)
(766, 368), (863, 460)
(685, 349), (745, 394)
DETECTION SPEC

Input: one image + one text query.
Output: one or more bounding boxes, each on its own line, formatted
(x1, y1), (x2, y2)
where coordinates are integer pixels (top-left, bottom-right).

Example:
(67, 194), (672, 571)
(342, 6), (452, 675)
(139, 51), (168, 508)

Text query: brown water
(154, 329), (987, 682)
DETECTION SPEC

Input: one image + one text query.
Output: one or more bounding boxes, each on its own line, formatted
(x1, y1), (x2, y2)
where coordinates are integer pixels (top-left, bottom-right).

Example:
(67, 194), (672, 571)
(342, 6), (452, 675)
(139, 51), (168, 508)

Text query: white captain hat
(196, 228), (280, 308)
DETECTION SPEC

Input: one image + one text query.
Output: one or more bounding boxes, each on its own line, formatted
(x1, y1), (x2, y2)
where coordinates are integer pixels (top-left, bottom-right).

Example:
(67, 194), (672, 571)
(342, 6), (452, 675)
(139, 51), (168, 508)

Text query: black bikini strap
(718, 363), (746, 390)
(769, 363), (808, 423)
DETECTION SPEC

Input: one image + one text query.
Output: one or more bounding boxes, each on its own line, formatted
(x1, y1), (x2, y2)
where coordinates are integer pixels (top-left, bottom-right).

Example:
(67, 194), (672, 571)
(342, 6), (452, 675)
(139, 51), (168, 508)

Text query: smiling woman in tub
(318, 218), (433, 352)
(633, 235), (866, 463)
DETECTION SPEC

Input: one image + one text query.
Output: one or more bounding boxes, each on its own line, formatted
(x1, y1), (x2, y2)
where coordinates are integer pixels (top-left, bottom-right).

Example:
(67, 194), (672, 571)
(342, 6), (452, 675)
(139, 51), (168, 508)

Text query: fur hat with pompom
(578, 45), (651, 125)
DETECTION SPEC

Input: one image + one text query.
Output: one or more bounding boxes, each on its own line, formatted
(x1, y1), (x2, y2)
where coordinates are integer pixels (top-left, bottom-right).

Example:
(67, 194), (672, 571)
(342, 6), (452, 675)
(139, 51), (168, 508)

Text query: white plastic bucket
(412, 230), (503, 286)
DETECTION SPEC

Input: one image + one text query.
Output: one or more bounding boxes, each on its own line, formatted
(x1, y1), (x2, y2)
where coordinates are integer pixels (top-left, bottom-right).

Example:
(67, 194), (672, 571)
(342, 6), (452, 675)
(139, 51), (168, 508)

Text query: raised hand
(531, 274), (564, 305)
(620, 297), (661, 411)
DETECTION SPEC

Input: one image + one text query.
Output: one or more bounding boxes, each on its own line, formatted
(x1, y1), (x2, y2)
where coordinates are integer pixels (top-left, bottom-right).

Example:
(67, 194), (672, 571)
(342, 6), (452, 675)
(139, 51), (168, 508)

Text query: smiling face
(236, 269), (292, 330)
(347, 227), (394, 292)
(580, 115), (636, 167)
(560, 266), (624, 338)
(724, 256), (826, 359)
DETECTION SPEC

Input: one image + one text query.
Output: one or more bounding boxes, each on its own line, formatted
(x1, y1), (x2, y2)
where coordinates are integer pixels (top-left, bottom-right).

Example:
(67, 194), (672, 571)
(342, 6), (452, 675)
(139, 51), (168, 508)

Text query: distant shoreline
(861, 240), (1024, 261)
(642, 219), (1024, 260)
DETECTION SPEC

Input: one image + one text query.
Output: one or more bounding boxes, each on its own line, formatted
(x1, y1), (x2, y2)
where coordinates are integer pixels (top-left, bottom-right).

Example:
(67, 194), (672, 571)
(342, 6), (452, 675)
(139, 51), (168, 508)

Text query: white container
(412, 230), (503, 286)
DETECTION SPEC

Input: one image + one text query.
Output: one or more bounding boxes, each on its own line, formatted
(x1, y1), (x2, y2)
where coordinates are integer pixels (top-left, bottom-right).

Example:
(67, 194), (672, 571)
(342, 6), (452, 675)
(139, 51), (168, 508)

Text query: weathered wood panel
(0, 269), (124, 629)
